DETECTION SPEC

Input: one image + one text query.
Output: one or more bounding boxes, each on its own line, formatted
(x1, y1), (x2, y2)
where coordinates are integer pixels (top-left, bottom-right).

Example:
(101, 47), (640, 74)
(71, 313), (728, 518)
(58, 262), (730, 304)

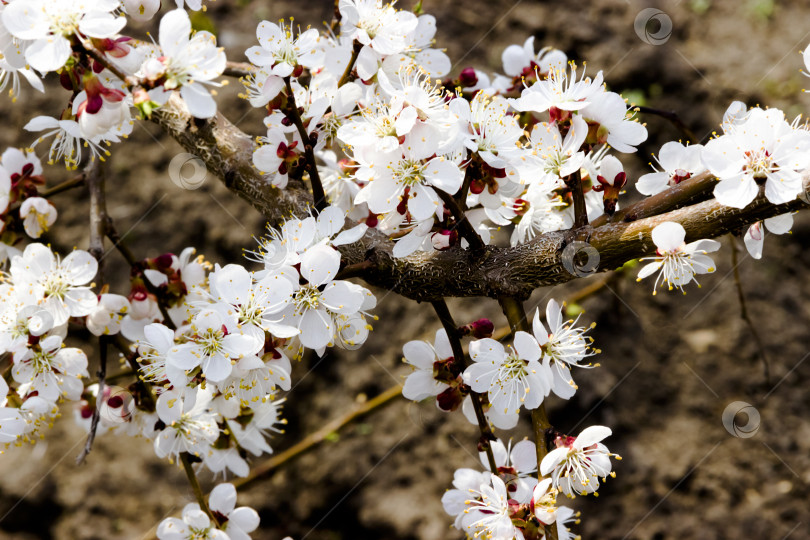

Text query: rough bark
(150, 96), (808, 302)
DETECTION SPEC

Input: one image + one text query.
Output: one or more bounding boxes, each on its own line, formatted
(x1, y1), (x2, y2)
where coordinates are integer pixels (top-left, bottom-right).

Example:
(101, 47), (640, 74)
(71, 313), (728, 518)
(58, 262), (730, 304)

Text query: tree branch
(180, 452), (220, 527)
(41, 172), (86, 198)
(148, 95), (810, 302)
(77, 161), (108, 465)
(730, 236), (771, 384)
(435, 189), (486, 255)
(566, 170), (588, 228)
(431, 300), (498, 472)
(283, 77), (327, 211)
(224, 61), (256, 78)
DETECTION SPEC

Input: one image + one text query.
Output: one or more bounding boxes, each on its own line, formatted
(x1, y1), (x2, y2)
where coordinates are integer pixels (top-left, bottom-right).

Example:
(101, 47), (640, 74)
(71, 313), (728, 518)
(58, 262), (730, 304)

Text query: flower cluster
(1, 4), (229, 169)
(634, 100), (809, 264)
(2, 0), (809, 537)
(441, 438), (586, 540)
(400, 300), (611, 538)
(0, 205), (374, 501)
(157, 482), (260, 540)
(0, 243), (97, 445)
(236, 10), (653, 260)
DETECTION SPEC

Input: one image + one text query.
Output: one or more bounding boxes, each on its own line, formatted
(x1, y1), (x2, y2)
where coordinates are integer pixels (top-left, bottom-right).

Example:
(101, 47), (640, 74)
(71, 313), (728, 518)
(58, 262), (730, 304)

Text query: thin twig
(233, 384), (402, 490)
(180, 452), (220, 526)
(284, 77), (327, 211)
(104, 220), (138, 267)
(456, 165), (474, 210)
(338, 40), (362, 87)
(329, 0), (343, 35)
(80, 41), (139, 89)
(436, 189), (487, 256)
(431, 299), (498, 472)
(336, 260), (375, 280)
(223, 61), (255, 78)
(106, 218), (177, 330)
(634, 105), (698, 143)
(41, 173), (86, 198)
(77, 337), (108, 465)
(730, 235), (771, 384)
(77, 161), (108, 464)
(567, 169), (588, 229)
(86, 162), (107, 272)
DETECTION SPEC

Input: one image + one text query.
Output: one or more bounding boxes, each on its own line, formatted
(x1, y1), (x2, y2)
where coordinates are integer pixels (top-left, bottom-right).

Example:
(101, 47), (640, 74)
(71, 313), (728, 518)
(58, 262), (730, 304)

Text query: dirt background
(1, 0), (810, 539)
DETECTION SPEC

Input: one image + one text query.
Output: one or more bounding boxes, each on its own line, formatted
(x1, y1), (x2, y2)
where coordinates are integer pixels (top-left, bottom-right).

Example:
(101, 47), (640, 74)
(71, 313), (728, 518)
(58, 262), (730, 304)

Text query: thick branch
(592, 171), (716, 226)
(149, 95), (808, 301)
(150, 94), (313, 228)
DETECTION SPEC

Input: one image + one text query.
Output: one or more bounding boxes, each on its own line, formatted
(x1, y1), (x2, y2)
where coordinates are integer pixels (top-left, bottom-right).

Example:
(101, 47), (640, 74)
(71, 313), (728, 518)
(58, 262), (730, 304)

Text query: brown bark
(150, 96), (808, 302)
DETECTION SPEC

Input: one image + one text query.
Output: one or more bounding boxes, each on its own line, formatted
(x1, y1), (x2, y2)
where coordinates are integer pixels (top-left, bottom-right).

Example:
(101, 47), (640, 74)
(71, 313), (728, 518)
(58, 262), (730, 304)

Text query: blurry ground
(1, 0), (810, 539)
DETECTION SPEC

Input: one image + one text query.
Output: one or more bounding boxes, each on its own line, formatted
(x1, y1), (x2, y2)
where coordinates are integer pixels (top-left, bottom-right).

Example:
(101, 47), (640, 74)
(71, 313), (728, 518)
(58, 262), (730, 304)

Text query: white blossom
(19, 197), (57, 238)
(532, 299), (597, 399)
(637, 141), (706, 196)
(2, 0), (125, 73)
(637, 221), (720, 294)
(540, 425), (618, 497)
(208, 483), (261, 540)
(465, 331), (551, 417)
(744, 213), (794, 259)
(10, 243), (98, 327)
(702, 106), (810, 208)
(401, 329), (453, 401)
(154, 387), (219, 461)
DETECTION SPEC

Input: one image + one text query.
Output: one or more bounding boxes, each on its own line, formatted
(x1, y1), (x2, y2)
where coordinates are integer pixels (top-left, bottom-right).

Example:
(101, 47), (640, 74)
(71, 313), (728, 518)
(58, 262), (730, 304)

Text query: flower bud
(459, 67), (478, 88)
(459, 318), (494, 339)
